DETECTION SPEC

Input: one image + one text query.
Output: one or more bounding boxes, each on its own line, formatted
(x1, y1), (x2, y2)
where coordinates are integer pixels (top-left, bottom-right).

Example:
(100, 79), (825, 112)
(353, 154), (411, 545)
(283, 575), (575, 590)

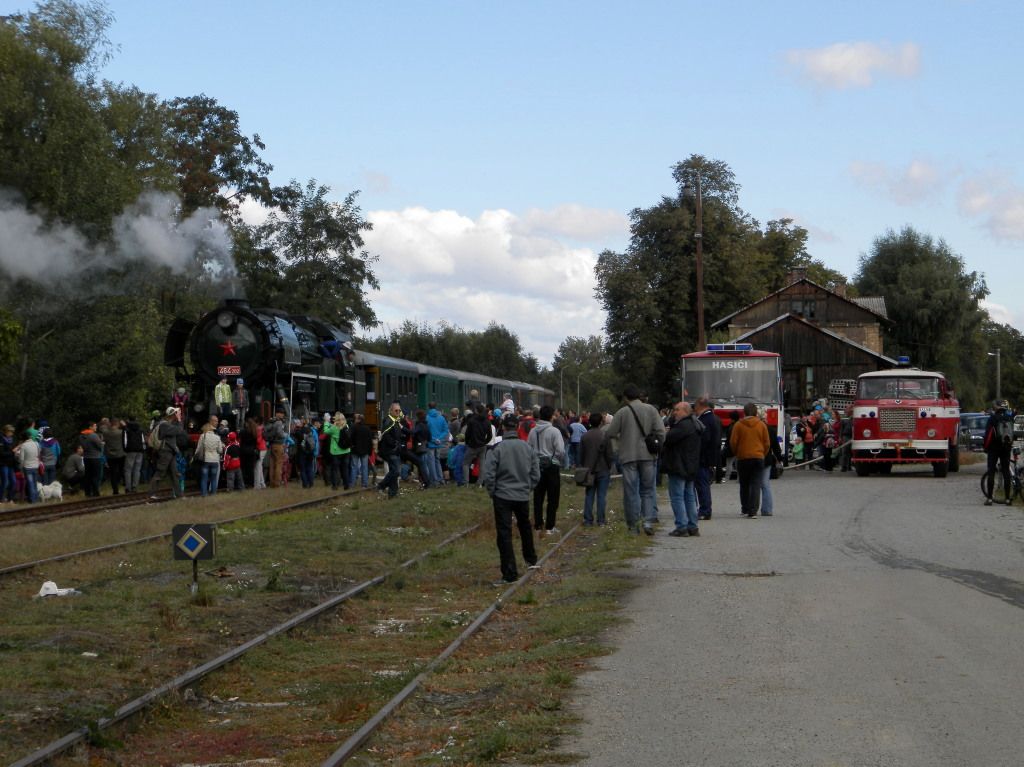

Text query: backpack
(147, 424), (163, 450)
(223, 445), (241, 471)
(300, 430), (316, 454)
(995, 418), (1013, 447)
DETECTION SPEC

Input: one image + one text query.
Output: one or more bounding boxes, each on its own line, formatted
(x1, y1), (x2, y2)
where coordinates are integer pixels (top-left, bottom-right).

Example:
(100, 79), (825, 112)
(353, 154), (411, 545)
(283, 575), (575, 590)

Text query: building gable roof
(710, 277), (889, 329)
(731, 313), (898, 366)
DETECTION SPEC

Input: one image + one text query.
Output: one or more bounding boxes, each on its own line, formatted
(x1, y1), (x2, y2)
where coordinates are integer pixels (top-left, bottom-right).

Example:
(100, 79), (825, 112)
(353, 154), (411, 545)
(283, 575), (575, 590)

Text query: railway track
(0, 488), (191, 527)
(0, 487), (358, 577)
(9, 522), (489, 767)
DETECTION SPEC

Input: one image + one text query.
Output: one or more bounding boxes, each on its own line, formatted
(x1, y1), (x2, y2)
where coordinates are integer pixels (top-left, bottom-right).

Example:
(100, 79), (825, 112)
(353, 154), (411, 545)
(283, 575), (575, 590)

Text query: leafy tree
(978, 319), (1024, 410)
(361, 320), (541, 384)
(239, 179), (378, 329)
(0, 1), (155, 237)
(597, 155), (859, 405)
(165, 94), (275, 215)
(597, 155), (770, 404)
(854, 226), (988, 406)
(0, 310), (22, 366)
(759, 219), (846, 291)
(548, 335), (621, 413)
(0, 296), (172, 439)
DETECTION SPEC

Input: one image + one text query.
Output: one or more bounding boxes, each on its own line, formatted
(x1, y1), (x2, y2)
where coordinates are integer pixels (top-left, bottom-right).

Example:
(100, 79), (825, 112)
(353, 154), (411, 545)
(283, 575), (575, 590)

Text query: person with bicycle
(983, 399), (1015, 506)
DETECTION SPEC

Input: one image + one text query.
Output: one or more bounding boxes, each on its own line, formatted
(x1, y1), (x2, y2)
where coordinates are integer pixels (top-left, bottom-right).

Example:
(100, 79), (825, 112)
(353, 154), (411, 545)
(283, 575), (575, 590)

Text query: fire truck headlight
(862, 429), (872, 438)
(927, 428), (936, 438)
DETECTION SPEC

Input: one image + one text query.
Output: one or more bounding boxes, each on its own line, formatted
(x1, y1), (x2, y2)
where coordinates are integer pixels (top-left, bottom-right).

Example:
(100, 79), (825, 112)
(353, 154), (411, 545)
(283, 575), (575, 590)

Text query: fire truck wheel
(878, 464), (892, 475)
(948, 445), (960, 472)
(854, 463), (870, 477)
(933, 460), (949, 478)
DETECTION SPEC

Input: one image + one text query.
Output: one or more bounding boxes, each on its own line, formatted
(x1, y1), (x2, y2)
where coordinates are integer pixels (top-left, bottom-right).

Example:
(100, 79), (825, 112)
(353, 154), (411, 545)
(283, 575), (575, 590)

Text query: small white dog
(38, 481), (63, 502)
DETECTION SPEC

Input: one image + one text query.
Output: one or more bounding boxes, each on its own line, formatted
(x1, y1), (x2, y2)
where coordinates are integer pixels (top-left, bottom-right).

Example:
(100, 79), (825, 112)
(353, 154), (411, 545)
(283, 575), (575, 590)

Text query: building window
(791, 299), (816, 319)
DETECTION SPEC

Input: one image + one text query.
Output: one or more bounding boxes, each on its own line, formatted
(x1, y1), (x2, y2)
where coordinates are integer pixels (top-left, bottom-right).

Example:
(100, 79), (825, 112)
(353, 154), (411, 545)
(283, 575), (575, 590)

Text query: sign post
(172, 524), (217, 594)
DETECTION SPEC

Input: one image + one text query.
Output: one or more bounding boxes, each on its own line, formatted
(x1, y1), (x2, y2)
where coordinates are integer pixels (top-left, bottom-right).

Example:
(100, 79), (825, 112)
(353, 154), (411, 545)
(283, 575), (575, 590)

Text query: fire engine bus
(850, 359), (960, 477)
(680, 343), (785, 454)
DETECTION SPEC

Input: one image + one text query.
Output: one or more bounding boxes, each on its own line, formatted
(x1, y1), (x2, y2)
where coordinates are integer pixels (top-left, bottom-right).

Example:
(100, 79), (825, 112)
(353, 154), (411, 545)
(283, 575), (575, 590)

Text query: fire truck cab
(850, 360), (960, 477)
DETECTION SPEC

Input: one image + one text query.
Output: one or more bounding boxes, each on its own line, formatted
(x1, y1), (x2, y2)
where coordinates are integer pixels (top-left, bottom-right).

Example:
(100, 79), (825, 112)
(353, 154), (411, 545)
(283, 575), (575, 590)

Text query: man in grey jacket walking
(482, 412), (541, 585)
(604, 384), (667, 534)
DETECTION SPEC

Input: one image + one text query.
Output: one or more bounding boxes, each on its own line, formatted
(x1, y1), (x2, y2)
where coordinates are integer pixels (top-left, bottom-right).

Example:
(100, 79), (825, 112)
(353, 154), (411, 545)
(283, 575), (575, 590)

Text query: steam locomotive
(164, 299), (554, 430)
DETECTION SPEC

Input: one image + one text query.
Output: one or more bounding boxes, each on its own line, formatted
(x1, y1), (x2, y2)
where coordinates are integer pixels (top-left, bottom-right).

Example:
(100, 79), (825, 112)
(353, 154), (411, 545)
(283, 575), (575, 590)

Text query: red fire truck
(850, 359), (960, 477)
(680, 343), (785, 455)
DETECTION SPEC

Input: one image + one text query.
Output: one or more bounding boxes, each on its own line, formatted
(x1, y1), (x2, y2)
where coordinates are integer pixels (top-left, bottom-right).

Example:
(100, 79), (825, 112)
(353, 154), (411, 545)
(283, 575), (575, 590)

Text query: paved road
(564, 463), (1024, 767)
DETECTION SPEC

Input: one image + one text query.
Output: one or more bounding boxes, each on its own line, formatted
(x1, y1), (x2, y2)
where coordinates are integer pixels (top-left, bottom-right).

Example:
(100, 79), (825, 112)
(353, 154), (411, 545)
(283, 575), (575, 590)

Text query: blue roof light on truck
(706, 343), (753, 354)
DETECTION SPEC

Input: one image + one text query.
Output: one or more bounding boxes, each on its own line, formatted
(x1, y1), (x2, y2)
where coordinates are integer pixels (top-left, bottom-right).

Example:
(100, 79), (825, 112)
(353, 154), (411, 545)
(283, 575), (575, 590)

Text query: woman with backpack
(223, 432), (244, 491)
(321, 412), (352, 491)
(38, 427), (61, 486)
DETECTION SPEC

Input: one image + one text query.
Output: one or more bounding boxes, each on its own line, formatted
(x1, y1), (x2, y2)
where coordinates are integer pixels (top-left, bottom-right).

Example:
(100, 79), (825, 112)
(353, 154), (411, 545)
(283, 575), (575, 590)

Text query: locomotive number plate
(217, 365), (242, 375)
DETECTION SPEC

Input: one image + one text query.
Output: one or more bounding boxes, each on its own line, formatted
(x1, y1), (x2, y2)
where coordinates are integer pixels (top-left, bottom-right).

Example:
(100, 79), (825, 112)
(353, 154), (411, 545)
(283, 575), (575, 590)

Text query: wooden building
(711, 273), (896, 412)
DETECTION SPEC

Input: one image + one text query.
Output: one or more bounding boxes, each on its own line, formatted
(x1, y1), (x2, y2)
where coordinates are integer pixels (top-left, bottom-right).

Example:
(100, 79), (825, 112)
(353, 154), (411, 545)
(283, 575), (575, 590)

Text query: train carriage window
(385, 373), (392, 401)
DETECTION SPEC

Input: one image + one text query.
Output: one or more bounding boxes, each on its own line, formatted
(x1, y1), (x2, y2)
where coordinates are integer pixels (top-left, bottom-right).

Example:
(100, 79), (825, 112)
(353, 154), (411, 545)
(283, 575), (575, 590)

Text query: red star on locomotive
(219, 340), (237, 356)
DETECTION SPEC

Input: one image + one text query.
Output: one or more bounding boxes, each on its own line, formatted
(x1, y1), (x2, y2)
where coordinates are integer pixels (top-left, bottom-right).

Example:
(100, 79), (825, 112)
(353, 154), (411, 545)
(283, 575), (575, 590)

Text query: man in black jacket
(461, 404), (492, 485)
(984, 399), (1015, 506)
(694, 397), (722, 520)
(349, 414), (374, 488)
(664, 401), (704, 536)
(376, 401), (408, 498)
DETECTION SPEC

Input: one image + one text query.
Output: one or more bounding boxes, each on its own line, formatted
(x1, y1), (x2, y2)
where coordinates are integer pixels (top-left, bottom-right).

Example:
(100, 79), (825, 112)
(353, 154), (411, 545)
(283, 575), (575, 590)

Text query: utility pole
(686, 175), (706, 349)
(988, 348), (1001, 401)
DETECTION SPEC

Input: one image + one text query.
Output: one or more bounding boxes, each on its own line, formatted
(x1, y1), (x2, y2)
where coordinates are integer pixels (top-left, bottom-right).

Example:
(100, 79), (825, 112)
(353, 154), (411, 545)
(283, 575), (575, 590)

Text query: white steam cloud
(0, 189), (234, 281)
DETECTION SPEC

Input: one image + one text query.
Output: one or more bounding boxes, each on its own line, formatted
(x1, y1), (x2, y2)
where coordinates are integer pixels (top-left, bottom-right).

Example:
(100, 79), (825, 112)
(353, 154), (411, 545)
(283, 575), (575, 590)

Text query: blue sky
(20, 0), (1024, 364)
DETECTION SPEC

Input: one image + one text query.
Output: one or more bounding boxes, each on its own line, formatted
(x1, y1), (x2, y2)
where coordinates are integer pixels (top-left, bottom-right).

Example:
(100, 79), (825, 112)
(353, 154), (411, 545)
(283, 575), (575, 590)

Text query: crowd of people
(14, 382), (978, 589)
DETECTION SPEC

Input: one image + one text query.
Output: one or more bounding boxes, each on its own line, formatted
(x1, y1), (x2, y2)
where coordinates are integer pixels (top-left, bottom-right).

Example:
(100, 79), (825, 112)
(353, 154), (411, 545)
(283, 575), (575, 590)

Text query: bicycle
(980, 446), (1022, 504)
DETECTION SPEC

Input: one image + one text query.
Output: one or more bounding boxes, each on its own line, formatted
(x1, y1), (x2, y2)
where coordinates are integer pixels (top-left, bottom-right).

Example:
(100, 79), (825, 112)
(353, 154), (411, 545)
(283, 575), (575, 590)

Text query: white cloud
(849, 158), (945, 205)
(982, 299), (1014, 326)
(235, 195), (273, 227)
(515, 203), (628, 243)
(785, 41), (921, 89)
(363, 205), (615, 365)
(770, 208), (840, 245)
(957, 172), (1024, 241)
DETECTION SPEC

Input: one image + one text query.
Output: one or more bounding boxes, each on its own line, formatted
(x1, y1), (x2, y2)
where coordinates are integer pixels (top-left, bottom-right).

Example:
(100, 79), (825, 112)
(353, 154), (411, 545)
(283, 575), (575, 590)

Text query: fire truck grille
(879, 408), (917, 433)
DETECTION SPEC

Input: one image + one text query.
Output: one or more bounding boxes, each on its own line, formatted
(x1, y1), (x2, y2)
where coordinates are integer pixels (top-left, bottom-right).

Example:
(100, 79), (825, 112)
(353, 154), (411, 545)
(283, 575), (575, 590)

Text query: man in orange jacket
(729, 402), (771, 518)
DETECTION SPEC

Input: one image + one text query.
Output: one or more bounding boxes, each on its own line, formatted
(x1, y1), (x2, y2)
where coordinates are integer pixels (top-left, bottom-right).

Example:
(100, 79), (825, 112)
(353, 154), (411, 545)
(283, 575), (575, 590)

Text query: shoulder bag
(626, 403), (662, 456)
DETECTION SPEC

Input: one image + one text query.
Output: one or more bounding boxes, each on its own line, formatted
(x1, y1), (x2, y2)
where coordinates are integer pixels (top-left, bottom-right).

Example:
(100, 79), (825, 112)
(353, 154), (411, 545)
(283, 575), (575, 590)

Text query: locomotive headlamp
(216, 311), (236, 330)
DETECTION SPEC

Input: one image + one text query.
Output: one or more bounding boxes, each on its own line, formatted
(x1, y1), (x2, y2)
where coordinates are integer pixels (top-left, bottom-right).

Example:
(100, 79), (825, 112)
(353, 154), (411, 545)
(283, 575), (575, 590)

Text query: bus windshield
(857, 376), (941, 401)
(682, 357), (781, 404)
